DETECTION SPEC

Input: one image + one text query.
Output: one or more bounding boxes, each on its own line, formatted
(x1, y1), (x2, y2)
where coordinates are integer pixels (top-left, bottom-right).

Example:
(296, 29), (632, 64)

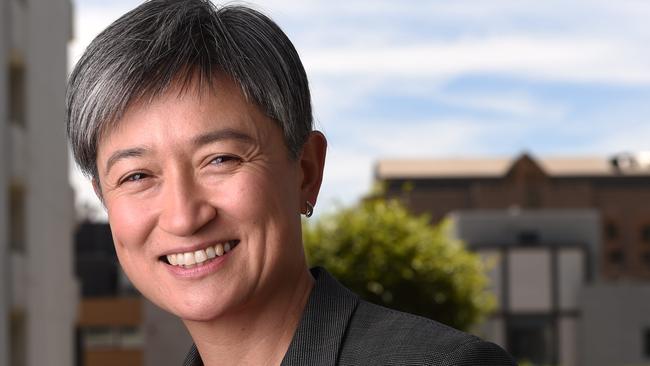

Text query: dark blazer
(183, 267), (517, 365)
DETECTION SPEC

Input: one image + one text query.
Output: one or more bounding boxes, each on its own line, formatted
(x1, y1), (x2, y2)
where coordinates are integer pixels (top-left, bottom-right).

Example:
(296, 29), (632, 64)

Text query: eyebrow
(105, 147), (148, 175)
(191, 128), (255, 147)
(104, 128), (255, 175)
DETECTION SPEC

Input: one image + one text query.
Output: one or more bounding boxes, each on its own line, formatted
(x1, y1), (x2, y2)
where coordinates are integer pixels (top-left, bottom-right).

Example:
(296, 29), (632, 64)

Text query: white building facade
(450, 209), (598, 366)
(0, 0), (77, 365)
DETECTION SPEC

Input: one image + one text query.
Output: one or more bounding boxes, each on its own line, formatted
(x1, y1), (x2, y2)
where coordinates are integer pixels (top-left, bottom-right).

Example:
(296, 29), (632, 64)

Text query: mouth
(160, 240), (240, 269)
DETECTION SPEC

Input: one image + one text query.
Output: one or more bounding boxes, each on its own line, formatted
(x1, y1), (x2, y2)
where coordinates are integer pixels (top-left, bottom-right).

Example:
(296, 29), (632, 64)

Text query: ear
(299, 131), (327, 212)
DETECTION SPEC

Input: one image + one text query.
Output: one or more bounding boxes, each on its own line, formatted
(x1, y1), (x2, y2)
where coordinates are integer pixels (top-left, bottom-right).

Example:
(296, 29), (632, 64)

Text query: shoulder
(338, 300), (516, 366)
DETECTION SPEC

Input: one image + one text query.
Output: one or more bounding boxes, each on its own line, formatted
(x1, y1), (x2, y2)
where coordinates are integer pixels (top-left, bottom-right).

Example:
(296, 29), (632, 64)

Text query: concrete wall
(0, 0), (76, 365)
(579, 284), (650, 366)
(24, 1), (77, 365)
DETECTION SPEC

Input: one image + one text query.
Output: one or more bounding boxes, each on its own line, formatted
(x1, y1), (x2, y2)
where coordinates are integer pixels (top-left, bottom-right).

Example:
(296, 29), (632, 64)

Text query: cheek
(107, 197), (156, 251)
(222, 170), (299, 223)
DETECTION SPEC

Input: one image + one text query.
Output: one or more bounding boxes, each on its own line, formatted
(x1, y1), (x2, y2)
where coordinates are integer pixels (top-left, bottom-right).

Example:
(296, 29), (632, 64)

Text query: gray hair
(66, 0), (313, 179)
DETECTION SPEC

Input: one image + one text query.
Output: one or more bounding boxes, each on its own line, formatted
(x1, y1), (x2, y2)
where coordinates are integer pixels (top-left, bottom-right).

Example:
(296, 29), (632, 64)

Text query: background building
(0, 0), (77, 365)
(450, 209), (596, 366)
(75, 222), (192, 366)
(376, 153), (650, 366)
(377, 153), (650, 280)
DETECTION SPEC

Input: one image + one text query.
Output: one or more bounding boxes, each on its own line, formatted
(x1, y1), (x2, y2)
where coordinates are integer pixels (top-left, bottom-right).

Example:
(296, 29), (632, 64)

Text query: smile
(163, 240), (240, 268)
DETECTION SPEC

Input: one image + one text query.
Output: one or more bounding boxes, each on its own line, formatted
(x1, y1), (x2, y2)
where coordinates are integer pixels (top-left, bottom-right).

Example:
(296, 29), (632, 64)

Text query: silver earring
(305, 201), (314, 218)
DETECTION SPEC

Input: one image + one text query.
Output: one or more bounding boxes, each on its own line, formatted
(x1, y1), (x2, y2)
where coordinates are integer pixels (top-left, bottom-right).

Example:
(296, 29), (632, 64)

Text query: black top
(183, 267), (517, 365)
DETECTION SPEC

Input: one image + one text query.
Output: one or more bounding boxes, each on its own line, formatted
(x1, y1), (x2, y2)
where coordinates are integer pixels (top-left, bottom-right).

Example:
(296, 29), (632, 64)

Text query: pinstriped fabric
(183, 344), (202, 366)
(338, 300), (516, 365)
(280, 268), (360, 366)
(182, 267), (516, 365)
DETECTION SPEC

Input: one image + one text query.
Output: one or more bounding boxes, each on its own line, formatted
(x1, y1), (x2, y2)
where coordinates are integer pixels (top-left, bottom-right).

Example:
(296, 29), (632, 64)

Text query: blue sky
(69, 0), (650, 219)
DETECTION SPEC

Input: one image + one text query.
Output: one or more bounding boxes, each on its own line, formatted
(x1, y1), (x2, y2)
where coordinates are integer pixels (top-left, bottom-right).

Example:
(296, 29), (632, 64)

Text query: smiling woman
(66, 1), (515, 365)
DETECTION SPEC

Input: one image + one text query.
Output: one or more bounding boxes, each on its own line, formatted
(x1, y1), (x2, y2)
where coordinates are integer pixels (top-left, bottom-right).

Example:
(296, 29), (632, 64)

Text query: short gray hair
(67, 0), (313, 179)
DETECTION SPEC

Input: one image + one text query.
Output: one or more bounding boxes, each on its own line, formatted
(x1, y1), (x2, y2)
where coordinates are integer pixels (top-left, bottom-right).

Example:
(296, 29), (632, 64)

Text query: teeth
(206, 246), (216, 259)
(184, 252), (196, 266)
(215, 243), (224, 256)
(175, 253), (184, 265)
(167, 254), (177, 265)
(164, 241), (238, 267)
(195, 250), (207, 263)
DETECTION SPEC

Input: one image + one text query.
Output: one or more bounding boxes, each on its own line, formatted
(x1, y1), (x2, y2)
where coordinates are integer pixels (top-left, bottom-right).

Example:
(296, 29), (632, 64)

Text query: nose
(158, 171), (216, 237)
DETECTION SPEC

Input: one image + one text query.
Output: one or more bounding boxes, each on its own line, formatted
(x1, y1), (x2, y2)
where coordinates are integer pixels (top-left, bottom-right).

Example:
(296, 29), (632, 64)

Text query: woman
(67, 1), (516, 365)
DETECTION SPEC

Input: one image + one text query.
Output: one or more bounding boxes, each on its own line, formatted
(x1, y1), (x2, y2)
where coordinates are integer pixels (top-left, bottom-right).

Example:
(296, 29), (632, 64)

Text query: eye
(209, 155), (241, 166)
(120, 172), (149, 185)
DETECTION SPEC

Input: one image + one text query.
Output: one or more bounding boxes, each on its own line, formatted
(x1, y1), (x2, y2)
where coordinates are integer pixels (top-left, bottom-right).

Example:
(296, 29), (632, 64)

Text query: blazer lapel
(280, 267), (360, 366)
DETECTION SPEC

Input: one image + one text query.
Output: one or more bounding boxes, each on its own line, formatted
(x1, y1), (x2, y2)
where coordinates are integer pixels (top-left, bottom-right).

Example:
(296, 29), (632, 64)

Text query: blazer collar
(182, 267), (359, 366)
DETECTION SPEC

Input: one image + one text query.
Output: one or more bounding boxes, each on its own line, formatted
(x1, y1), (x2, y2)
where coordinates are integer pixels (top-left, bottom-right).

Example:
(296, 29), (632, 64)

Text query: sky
(68, 0), (650, 220)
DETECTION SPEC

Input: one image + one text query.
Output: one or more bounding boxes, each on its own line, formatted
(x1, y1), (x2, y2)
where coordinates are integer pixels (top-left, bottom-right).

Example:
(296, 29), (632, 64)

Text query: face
(96, 76), (322, 321)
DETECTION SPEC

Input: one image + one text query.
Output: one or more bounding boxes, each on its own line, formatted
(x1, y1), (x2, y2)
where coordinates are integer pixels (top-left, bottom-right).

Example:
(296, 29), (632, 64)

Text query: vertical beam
(550, 246), (560, 366)
(0, 0), (11, 364)
(24, 0), (77, 365)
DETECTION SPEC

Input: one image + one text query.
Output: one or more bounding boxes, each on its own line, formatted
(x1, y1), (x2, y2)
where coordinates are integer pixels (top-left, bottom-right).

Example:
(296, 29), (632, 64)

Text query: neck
(183, 266), (314, 366)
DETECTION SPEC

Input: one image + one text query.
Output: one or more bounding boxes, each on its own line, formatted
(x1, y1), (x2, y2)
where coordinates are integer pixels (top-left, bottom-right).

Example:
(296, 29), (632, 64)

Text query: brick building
(376, 153), (650, 280)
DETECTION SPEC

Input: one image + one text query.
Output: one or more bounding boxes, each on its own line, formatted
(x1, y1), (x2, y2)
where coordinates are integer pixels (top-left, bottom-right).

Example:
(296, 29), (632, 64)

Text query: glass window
(641, 225), (650, 243)
(507, 315), (555, 365)
(81, 326), (143, 349)
(643, 252), (650, 268)
(608, 250), (624, 266)
(517, 231), (540, 246)
(8, 62), (26, 126)
(9, 184), (25, 252)
(10, 311), (26, 366)
(82, 327), (116, 349)
(604, 221), (618, 240)
(119, 327), (144, 348)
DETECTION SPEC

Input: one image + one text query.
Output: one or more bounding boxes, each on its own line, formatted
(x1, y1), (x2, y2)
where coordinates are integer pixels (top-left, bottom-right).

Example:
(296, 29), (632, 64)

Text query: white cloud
(301, 36), (650, 85)
(431, 91), (567, 120)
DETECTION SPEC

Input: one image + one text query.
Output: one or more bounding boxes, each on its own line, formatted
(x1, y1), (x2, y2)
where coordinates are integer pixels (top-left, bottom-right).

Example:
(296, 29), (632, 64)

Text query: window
(641, 225), (650, 244)
(10, 311), (26, 366)
(9, 184), (25, 252)
(81, 326), (143, 349)
(604, 221), (619, 240)
(608, 249), (625, 266)
(8, 61), (26, 126)
(507, 315), (554, 365)
(518, 231), (540, 246)
(643, 252), (650, 268)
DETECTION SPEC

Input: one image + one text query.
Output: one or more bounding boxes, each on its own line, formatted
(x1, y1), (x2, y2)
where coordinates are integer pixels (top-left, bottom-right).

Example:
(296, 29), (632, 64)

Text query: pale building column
(24, 0), (77, 365)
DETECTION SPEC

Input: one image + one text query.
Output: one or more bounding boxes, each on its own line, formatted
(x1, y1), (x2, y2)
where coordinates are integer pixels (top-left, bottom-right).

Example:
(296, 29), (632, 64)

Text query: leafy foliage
(303, 197), (494, 331)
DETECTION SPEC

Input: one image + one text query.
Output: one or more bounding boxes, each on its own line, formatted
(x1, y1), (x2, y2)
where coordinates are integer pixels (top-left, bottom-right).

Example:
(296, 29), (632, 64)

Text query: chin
(162, 291), (246, 323)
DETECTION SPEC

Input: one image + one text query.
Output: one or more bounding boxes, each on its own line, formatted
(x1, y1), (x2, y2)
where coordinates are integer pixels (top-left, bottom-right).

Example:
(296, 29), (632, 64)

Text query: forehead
(107, 75), (271, 137)
(95, 75), (281, 167)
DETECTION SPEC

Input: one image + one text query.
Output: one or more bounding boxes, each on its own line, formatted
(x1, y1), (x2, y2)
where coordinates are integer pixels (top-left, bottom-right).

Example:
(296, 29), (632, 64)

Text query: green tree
(303, 197), (494, 331)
